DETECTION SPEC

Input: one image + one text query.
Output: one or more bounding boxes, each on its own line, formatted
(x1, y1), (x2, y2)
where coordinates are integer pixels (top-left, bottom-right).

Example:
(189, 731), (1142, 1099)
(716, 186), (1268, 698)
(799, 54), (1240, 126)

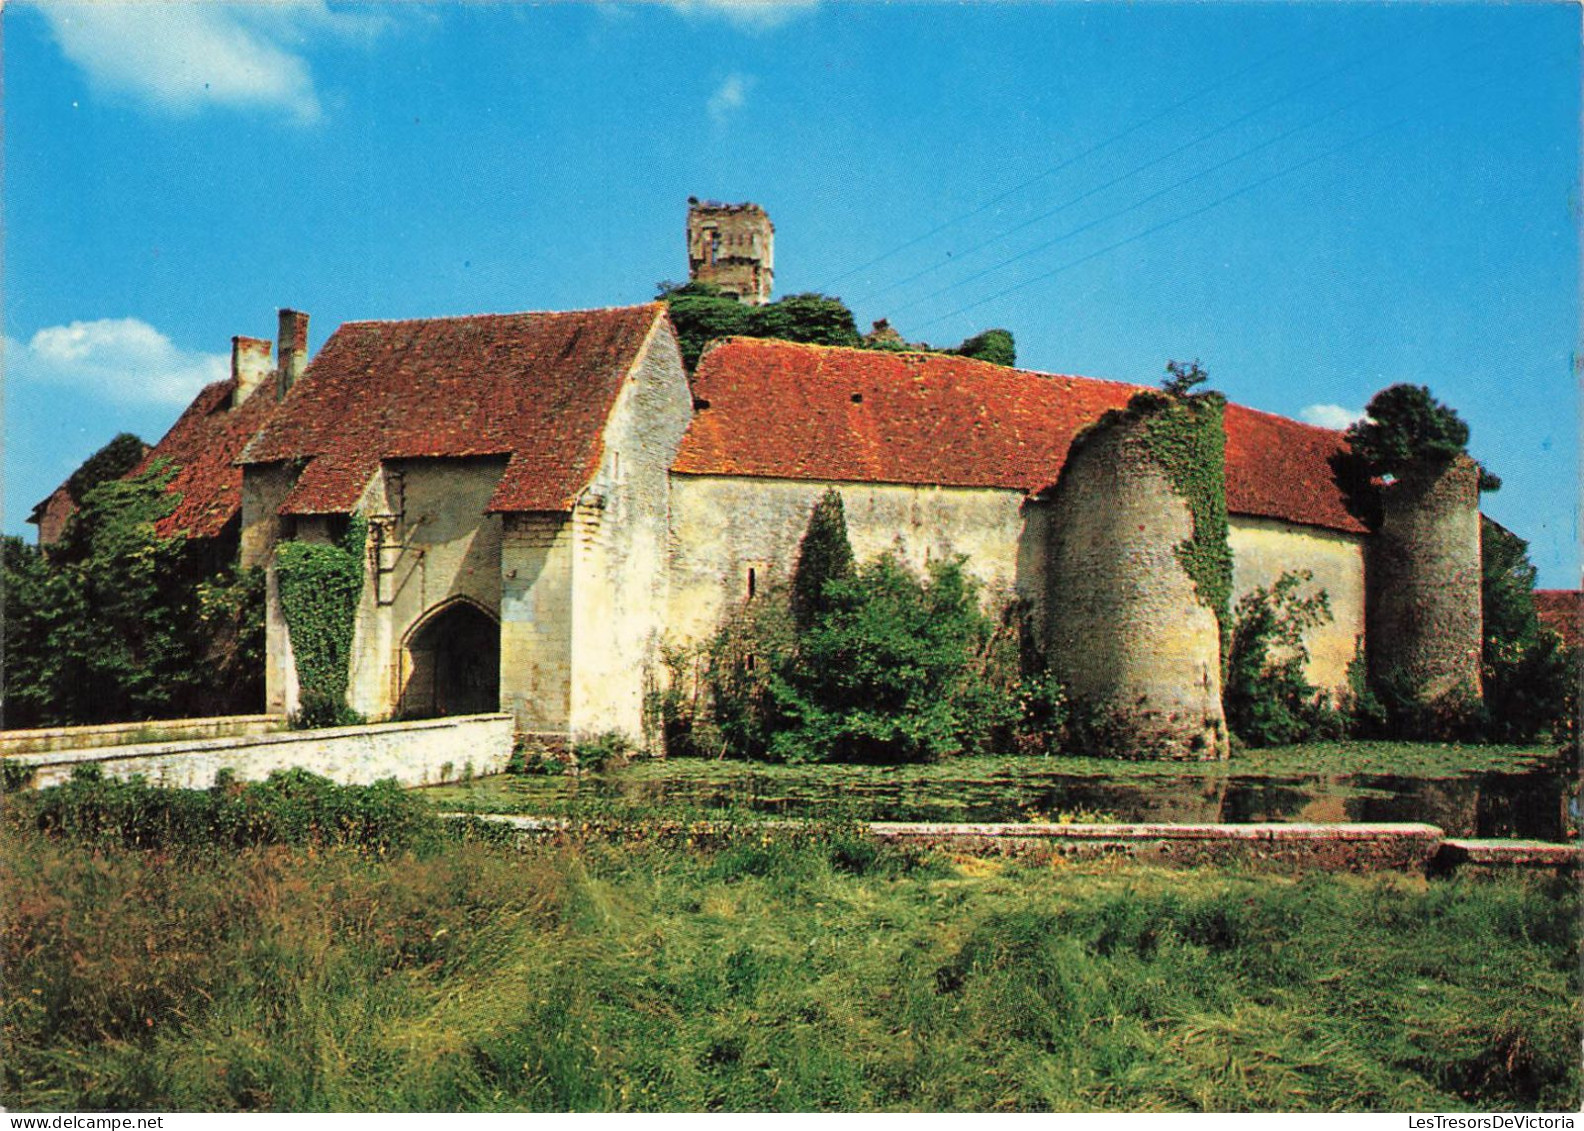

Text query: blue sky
(5, 1), (1578, 586)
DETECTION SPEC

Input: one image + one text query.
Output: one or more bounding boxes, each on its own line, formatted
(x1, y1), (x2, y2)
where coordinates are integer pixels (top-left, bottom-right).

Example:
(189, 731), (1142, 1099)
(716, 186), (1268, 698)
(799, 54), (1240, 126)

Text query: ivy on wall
(1125, 373), (1233, 656)
(275, 515), (367, 727)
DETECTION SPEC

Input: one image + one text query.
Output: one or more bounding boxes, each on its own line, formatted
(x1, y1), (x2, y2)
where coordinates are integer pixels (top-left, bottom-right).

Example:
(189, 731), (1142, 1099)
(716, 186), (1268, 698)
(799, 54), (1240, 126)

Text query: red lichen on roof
(674, 338), (1365, 534)
(1534, 589), (1582, 650)
(134, 379), (283, 540)
(240, 305), (664, 515)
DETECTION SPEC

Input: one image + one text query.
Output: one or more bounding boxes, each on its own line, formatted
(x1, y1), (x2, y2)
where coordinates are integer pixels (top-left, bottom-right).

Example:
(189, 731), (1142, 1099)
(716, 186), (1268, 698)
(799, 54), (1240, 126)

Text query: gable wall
(567, 323), (695, 741)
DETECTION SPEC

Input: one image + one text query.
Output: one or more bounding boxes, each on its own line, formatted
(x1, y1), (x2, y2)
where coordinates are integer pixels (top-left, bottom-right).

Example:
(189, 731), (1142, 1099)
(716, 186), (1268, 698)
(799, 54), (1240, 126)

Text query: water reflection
(567, 765), (1574, 839)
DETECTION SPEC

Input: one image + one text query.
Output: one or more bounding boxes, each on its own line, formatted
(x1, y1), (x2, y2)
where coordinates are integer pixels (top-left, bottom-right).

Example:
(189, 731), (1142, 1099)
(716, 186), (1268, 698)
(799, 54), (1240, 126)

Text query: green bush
(25, 766), (440, 853)
(1481, 519), (1577, 743)
(1224, 571), (1344, 747)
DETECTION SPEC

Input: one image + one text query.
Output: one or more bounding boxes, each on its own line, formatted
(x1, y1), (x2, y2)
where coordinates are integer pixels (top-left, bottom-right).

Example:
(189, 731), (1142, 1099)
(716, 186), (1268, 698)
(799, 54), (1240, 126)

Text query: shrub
(1224, 571), (1344, 746)
(25, 766), (440, 853)
(1481, 519), (1577, 743)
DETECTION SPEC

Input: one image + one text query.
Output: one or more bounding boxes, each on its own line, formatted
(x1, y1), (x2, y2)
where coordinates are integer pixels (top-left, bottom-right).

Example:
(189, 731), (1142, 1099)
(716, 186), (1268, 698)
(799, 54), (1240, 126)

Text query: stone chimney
(231, 336), (273, 406)
(277, 308), (309, 398)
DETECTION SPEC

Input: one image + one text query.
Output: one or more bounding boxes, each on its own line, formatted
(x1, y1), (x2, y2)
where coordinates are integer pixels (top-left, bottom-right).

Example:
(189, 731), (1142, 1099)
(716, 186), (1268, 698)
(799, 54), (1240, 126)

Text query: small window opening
(851, 392), (864, 404)
(693, 397), (712, 411)
(747, 567), (757, 598)
(744, 653), (757, 673)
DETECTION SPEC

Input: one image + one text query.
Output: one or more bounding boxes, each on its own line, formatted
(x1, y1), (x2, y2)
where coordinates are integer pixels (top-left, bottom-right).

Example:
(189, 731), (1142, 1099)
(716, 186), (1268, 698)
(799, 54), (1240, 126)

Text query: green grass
(420, 741), (1563, 823)
(3, 813), (1577, 1112)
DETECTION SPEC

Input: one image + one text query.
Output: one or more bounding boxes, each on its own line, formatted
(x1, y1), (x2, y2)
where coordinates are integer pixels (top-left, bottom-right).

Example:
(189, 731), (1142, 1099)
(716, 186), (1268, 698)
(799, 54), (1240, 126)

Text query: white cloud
(707, 73), (753, 124)
(34, 1), (389, 123)
(661, 0), (818, 31)
(1299, 403), (1365, 431)
(9, 319), (228, 408)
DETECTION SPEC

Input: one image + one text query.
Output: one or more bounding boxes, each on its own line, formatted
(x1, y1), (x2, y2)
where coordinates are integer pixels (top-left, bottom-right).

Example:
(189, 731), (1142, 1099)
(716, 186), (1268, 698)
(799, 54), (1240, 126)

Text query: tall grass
(2, 790), (1577, 1112)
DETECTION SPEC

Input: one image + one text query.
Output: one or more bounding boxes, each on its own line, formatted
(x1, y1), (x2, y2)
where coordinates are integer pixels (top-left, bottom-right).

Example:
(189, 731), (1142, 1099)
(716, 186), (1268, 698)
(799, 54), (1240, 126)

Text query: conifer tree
(791, 489), (855, 633)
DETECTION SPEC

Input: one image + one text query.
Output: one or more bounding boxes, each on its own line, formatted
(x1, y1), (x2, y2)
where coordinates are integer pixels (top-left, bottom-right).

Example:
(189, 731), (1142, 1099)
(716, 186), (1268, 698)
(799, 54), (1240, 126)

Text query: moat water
(490, 761), (1577, 840)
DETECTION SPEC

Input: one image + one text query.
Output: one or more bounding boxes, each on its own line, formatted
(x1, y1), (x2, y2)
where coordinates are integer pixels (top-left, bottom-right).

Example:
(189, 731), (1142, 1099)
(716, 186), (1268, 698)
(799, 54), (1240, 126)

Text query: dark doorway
(404, 602), (500, 717)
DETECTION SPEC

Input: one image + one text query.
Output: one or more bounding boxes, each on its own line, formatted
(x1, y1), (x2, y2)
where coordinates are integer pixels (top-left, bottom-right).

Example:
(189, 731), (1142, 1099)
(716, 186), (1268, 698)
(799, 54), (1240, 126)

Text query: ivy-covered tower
(1045, 392), (1232, 760)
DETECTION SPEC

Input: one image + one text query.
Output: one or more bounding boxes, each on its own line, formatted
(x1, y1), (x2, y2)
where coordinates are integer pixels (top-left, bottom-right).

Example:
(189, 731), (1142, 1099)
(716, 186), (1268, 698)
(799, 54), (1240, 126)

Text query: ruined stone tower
(1046, 401), (1231, 761)
(687, 198), (774, 305)
(1366, 454), (1484, 706)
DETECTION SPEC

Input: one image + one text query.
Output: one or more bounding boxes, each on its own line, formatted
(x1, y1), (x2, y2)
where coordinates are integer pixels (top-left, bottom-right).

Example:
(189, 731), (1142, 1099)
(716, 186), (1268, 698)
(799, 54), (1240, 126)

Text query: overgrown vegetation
(3, 791), (1576, 1112)
(275, 517), (368, 728)
(1104, 360), (1232, 653)
(2, 462), (263, 728)
(1225, 571), (1344, 748)
(657, 282), (1018, 371)
(61, 432), (148, 520)
(24, 765), (439, 853)
(1480, 519), (1577, 744)
(658, 491), (1058, 763)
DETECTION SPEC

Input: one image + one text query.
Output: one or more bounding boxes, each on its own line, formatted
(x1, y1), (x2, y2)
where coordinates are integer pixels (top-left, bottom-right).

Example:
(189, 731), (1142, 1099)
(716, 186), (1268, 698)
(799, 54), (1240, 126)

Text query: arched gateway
(401, 600), (500, 718)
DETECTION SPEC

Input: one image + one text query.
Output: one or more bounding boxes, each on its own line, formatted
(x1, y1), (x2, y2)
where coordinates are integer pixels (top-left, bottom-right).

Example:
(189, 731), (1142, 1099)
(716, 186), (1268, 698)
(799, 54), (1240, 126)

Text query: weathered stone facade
(1367, 454), (1485, 703)
(1045, 415), (1228, 760)
(686, 199), (774, 304)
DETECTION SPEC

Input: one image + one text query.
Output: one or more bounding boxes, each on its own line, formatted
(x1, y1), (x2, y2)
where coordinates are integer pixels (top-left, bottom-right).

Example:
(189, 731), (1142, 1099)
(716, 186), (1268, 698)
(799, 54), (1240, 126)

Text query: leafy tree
(747, 292), (861, 349)
(790, 488), (856, 633)
(953, 328), (1016, 367)
(657, 281), (751, 369)
(64, 432), (147, 508)
(1480, 518), (1576, 742)
(2, 462), (263, 727)
(767, 554), (1016, 763)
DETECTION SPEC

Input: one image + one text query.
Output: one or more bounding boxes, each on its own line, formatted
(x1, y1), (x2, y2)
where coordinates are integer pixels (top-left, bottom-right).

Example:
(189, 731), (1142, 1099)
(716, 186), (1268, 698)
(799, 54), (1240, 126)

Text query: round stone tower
(1366, 454), (1484, 704)
(687, 198), (774, 305)
(1046, 406), (1229, 760)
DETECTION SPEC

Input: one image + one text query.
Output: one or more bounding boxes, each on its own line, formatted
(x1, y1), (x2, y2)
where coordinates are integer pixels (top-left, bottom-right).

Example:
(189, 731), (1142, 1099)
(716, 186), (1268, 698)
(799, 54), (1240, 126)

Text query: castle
(48, 201), (1490, 758)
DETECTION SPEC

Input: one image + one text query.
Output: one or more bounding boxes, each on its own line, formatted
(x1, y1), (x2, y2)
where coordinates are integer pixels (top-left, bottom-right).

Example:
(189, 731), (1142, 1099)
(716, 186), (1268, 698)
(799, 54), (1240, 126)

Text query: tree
(790, 488), (856, 633)
(64, 432), (147, 507)
(657, 280), (752, 370)
(747, 293), (861, 349)
(2, 462), (263, 726)
(1480, 518), (1576, 742)
(953, 328), (1016, 367)
(1223, 571), (1341, 746)
(1161, 358), (1209, 398)
(1345, 384), (1471, 477)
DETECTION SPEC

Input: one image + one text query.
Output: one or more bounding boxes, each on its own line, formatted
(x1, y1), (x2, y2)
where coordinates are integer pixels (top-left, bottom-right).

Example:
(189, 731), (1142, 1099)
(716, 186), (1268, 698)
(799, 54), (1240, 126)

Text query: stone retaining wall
(5, 714), (514, 791)
(0, 715), (283, 756)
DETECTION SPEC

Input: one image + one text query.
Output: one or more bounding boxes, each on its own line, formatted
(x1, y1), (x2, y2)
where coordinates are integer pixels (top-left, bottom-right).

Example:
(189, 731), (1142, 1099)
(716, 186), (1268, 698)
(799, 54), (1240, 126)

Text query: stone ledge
(1436, 839), (1582, 870)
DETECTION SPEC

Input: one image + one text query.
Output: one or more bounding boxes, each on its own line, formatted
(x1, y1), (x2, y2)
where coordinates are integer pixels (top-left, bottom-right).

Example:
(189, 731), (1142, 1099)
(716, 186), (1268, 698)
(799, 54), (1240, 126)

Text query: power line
(913, 110), (1417, 332)
(888, 38), (1470, 320)
(852, 34), (1407, 310)
(812, 23), (1330, 294)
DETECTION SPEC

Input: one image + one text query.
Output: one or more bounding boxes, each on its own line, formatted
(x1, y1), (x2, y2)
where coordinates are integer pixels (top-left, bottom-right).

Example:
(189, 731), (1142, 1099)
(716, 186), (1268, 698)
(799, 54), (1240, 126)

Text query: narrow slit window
(747, 567), (757, 598)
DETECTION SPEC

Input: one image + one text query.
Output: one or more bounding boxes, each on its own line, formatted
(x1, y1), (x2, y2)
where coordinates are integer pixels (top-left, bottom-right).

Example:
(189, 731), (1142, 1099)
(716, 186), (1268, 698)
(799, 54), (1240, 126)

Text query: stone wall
(686, 201), (774, 305)
(0, 715), (282, 756)
(666, 474), (1043, 650)
(501, 513), (575, 732)
(568, 322), (695, 742)
(345, 458), (508, 720)
(1367, 455), (1484, 702)
(5, 713), (514, 791)
(1046, 417), (1227, 759)
(1228, 515), (1367, 697)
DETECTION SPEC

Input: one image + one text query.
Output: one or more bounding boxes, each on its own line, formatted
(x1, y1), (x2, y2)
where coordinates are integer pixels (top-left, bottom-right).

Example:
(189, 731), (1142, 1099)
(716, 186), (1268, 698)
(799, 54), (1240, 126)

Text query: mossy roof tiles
(239, 304), (663, 515)
(136, 378), (283, 540)
(674, 337), (1366, 535)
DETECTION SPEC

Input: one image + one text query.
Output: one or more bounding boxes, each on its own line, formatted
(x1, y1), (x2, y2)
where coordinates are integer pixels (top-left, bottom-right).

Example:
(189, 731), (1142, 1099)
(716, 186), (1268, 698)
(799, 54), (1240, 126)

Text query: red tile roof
(673, 338), (1365, 534)
(135, 378), (283, 540)
(239, 305), (665, 515)
(1534, 589), (1582, 650)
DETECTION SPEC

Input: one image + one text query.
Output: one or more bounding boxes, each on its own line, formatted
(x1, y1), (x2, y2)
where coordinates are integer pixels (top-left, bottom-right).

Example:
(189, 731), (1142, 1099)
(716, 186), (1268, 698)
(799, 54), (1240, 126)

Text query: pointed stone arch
(400, 597), (500, 718)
